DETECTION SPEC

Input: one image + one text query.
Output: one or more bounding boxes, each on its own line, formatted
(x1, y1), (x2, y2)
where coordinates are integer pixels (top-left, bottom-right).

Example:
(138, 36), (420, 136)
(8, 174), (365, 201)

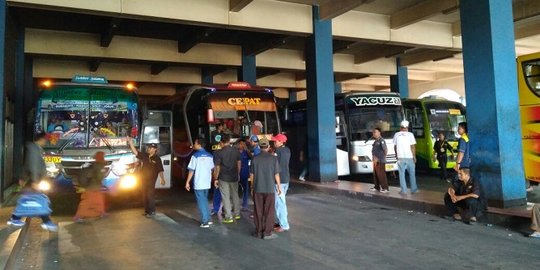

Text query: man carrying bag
(7, 131), (58, 232)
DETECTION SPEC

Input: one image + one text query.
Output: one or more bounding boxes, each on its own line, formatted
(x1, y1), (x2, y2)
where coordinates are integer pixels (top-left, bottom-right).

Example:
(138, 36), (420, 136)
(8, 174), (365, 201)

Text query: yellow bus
(518, 52), (540, 182)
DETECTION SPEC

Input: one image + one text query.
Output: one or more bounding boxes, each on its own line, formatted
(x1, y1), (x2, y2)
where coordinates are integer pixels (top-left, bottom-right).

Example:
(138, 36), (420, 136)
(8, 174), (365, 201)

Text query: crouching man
(444, 168), (484, 223)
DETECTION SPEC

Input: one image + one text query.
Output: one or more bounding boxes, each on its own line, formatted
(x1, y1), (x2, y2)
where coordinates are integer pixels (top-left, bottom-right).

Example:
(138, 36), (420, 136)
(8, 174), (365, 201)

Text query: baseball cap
(400, 120), (410, 128)
(250, 135), (259, 142)
(272, 134), (287, 143)
(253, 120), (263, 128)
(259, 138), (270, 147)
(147, 143), (158, 148)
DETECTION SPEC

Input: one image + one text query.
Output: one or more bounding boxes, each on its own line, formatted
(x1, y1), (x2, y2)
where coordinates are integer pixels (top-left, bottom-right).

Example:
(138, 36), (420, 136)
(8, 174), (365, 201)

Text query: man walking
(185, 138), (214, 228)
(370, 127), (389, 193)
(250, 138), (282, 239)
(128, 138), (166, 217)
(213, 134), (241, 223)
(393, 120), (418, 194)
(7, 131), (58, 231)
(272, 134), (290, 232)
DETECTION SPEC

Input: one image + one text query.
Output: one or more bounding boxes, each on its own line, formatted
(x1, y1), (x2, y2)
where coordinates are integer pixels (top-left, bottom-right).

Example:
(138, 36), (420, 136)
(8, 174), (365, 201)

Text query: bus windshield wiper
(58, 132), (79, 153)
(93, 130), (114, 152)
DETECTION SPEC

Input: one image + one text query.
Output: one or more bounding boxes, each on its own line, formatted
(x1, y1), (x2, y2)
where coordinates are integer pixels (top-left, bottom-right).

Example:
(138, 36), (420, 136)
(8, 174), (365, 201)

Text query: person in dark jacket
(433, 132), (454, 181)
(128, 137), (166, 218)
(7, 131), (58, 231)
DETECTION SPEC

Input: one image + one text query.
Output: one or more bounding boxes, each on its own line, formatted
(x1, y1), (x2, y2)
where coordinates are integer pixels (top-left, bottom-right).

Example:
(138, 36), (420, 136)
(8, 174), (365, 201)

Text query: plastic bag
(13, 192), (52, 217)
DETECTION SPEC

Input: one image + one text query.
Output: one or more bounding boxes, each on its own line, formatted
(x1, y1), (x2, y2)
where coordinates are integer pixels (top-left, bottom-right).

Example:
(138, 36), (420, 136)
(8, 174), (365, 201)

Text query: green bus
(402, 98), (466, 171)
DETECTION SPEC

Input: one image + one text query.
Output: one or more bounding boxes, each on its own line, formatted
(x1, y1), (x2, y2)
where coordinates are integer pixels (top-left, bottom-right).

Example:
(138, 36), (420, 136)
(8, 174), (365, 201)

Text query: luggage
(13, 192), (52, 217)
(75, 191), (105, 218)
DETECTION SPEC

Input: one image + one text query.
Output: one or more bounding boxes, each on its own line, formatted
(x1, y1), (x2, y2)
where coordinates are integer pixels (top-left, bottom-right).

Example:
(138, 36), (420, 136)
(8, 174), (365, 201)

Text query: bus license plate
(385, 164), (393, 171)
(44, 156), (61, 163)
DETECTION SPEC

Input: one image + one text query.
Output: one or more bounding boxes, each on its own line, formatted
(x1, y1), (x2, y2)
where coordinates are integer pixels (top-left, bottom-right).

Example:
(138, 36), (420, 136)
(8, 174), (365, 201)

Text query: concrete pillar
(460, 0), (526, 207)
(13, 25), (24, 180)
(305, 5), (337, 182)
(390, 59), (409, 98)
(0, 0), (6, 202)
(238, 46), (256, 85)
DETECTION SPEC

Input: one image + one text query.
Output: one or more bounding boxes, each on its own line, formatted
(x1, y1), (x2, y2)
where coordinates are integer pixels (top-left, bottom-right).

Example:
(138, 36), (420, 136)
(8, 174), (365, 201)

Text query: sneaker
(529, 231), (540, 238)
(7, 219), (25, 227)
(263, 233), (278, 240)
(274, 226), (285, 233)
(369, 187), (379, 192)
(145, 212), (156, 218)
(526, 186), (534, 192)
(252, 232), (262, 239)
(222, 218), (234, 224)
(469, 217), (477, 223)
(73, 217), (84, 223)
(207, 221), (214, 225)
(200, 223), (210, 228)
(411, 190), (419, 194)
(41, 221), (58, 232)
(380, 189), (389, 193)
(234, 214), (241, 220)
(453, 213), (462, 221)
(298, 176), (305, 181)
(210, 210), (217, 216)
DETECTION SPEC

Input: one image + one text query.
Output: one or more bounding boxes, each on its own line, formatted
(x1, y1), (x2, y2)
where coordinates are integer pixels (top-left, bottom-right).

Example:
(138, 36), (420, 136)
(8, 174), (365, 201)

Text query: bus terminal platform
(0, 173), (538, 269)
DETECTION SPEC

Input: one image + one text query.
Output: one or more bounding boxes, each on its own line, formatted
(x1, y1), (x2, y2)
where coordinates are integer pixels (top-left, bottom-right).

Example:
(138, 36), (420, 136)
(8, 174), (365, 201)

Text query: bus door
(403, 101), (429, 168)
(141, 110), (173, 188)
(335, 110), (350, 176)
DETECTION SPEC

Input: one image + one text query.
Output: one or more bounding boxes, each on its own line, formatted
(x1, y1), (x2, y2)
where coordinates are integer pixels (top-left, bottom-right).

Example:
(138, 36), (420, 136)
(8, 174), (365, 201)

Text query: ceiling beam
(229, 0), (254, 12)
(100, 18), (121, 47)
(515, 21), (540, 39)
(243, 36), (289, 56)
(178, 28), (215, 53)
(295, 72), (306, 81)
(334, 73), (368, 82)
(150, 63), (168, 75)
(256, 69), (281, 79)
(390, 0), (459, 30)
(399, 49), (458, 66)
(319, 0), (371, 20)
(89, 59), (101, 72)
(513, 0), (540, 22)
(354, 45), (411, 64)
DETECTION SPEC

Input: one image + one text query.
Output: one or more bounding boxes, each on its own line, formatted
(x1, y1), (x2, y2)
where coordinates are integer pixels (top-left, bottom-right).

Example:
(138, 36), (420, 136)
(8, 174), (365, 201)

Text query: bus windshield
(425, 102), (466, 141)
(37, 86), (139, 150)
(348, 106), (403, 141)
(208, 94), (279, 139)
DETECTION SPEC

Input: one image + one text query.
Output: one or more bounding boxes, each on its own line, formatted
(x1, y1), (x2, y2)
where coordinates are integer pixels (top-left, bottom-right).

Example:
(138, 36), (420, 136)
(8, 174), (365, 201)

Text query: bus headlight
(38, 180), (52, 192)
(112, 162), (136, 176)
(119, 175), (137, 190)
(352, 156), (371, 162)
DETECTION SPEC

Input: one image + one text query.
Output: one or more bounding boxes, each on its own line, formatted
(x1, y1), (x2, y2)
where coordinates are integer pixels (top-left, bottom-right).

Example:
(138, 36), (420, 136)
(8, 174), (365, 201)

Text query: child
(185, 138), (215, 228)
(73, 151), (107, 222)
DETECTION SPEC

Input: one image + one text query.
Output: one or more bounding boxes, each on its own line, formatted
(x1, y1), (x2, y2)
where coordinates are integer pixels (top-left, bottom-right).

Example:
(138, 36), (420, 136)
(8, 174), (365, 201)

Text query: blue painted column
(460, 0), (526, 207)
(13, 25), (24, 180)
(201, 68), (214, 84)
(238, 46), (256, 85)
(305, 5), (337, 182)
(0, 0), (6, 202)
(390, 59), (409, 98)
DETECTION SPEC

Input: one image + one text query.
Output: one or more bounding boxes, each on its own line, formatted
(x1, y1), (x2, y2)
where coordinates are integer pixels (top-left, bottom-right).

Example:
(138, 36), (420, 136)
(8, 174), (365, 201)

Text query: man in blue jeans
(185, 138), (215, 228)
(393, 120), (418, 194)
(272, 134), (290, 232)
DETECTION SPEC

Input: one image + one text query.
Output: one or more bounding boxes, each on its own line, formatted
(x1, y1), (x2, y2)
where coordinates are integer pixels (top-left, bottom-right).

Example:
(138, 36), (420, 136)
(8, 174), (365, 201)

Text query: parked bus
(517, 52), (540, 182)
(34, 75), (141, 192)
(282, 91), (403, 176)
(173, 82), (281, 172)
(402, 98), (466, 171)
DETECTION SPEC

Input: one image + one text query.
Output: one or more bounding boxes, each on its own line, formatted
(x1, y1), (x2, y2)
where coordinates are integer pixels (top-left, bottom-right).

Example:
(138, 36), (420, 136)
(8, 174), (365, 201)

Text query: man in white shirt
(393, 120), (418, 194)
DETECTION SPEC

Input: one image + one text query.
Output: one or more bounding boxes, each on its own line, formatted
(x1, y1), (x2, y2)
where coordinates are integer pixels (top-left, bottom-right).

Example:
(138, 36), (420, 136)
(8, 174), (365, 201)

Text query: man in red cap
(73, 151), (108, 222)
(271, 133), (290, 232)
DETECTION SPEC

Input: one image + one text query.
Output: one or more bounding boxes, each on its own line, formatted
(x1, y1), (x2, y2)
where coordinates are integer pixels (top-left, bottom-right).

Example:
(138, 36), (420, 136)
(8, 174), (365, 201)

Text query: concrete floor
(9, 185), (540, 270)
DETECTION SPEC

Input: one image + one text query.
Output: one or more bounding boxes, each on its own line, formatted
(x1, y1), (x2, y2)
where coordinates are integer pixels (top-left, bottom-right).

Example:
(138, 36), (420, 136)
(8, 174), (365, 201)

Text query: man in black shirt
(433, 132), (454, 181)
(444, 168), (483, 223)
(250, 138), (282, 239)
(213, 134), (241, 223)
(128, 138), (166, 218)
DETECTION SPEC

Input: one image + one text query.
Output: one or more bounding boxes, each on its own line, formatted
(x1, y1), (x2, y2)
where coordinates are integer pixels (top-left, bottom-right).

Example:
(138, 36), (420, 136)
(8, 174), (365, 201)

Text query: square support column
(305, 5), (337, 182)
(461, 0), (526, 207)
(238, 46), (256, 85)
(390, 59), (409, 98)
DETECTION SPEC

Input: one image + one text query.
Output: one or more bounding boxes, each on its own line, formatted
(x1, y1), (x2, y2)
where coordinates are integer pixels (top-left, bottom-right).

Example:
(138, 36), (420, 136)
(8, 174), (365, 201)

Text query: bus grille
(386, 154), (397, 163)
(61, 160), (112, 178)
